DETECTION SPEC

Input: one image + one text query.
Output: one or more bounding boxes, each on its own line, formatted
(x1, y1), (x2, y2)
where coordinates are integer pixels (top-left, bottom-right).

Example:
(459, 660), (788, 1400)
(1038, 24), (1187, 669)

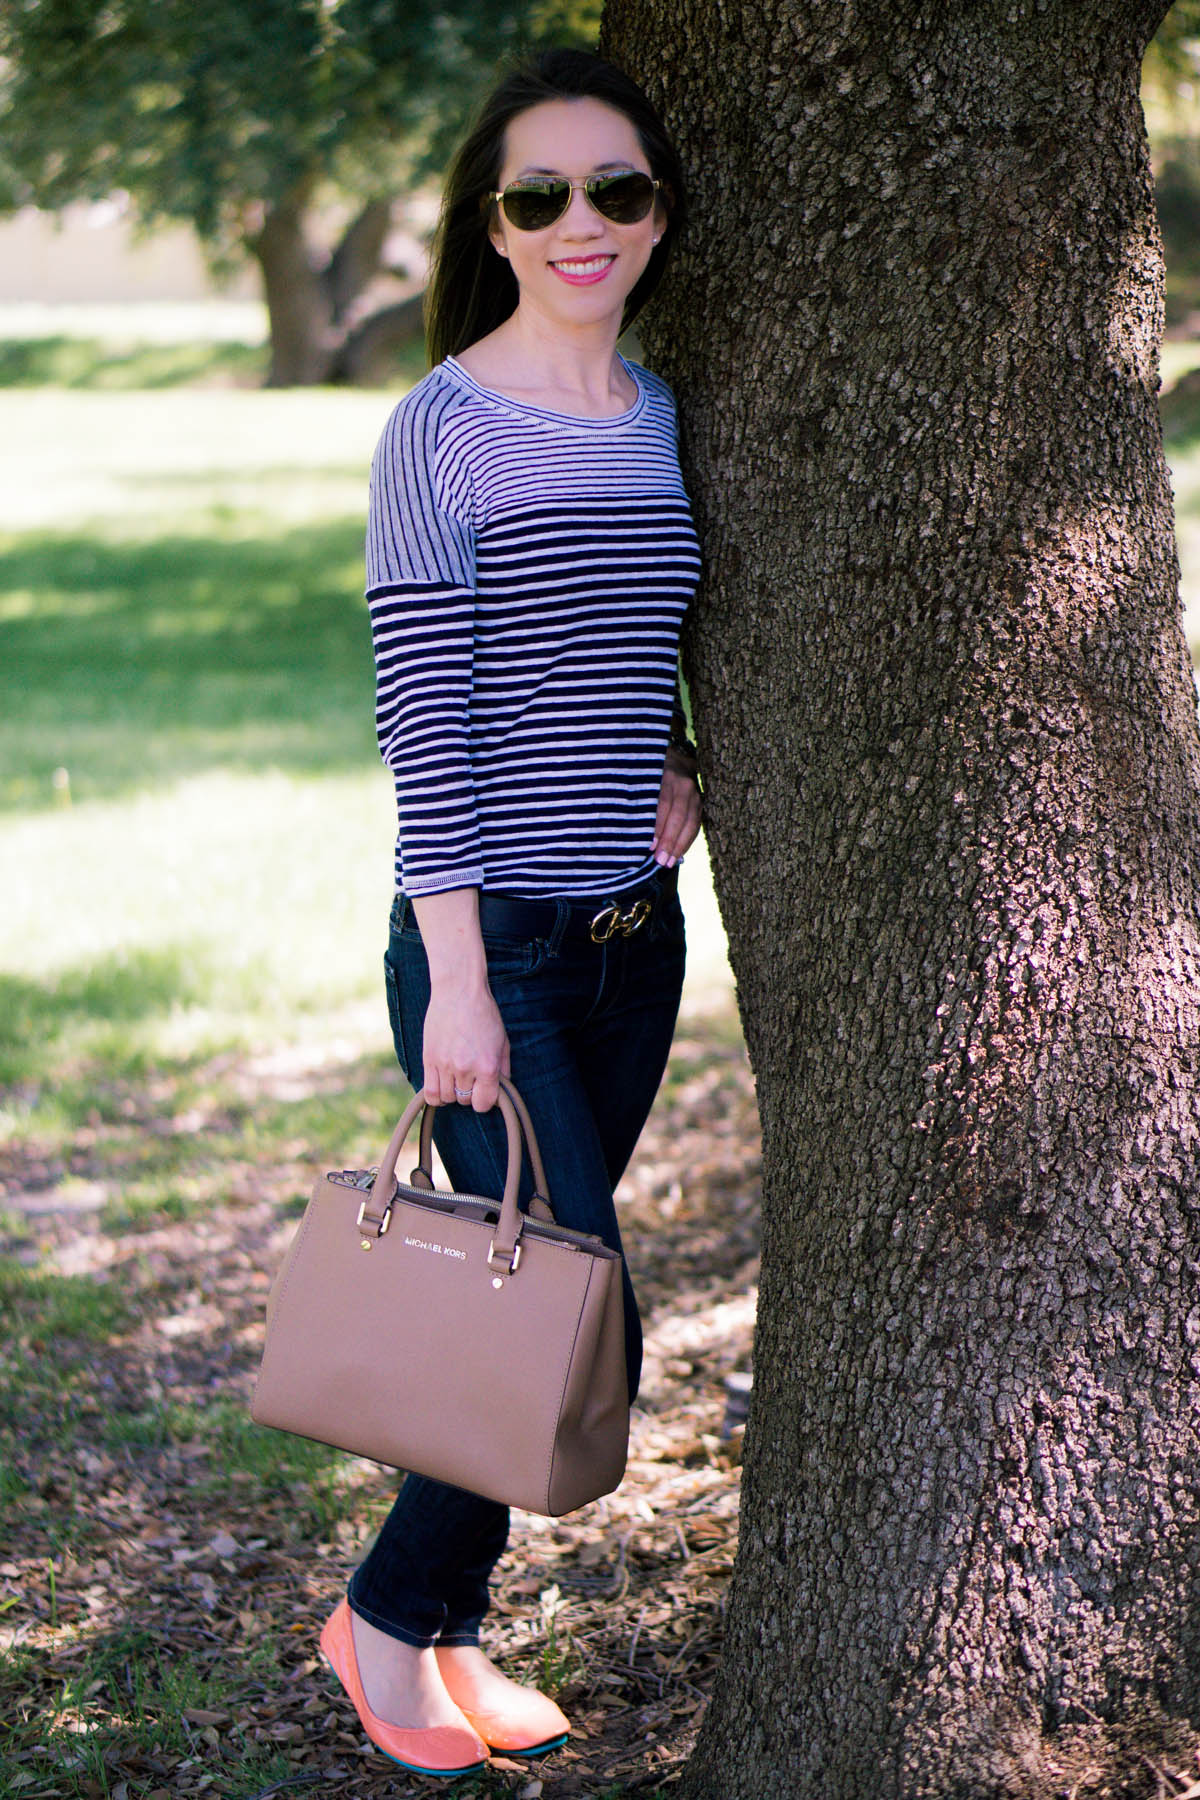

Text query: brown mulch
(0, 1017), (761, 1798)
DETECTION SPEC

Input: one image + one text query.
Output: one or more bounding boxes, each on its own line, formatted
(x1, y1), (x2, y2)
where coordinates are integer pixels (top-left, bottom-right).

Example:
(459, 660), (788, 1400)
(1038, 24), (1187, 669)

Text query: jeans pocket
(649, 890), (687, 950)
(480, 932), (547, 979)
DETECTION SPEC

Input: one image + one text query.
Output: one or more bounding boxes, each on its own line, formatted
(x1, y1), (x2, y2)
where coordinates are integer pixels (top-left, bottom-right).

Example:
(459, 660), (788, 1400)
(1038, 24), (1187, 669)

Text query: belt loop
(549, 900), (569, 957)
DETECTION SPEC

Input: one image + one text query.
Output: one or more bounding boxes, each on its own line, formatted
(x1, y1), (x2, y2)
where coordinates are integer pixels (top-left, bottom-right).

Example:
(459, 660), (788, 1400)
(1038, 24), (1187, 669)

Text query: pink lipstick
(549, 255), (616, 286)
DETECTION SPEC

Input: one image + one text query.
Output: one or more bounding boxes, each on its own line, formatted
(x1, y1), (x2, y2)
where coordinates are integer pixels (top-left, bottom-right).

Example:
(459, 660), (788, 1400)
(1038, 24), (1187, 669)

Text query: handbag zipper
(327, 1168), (379, 1191)
(324, 1171), (608, 1253)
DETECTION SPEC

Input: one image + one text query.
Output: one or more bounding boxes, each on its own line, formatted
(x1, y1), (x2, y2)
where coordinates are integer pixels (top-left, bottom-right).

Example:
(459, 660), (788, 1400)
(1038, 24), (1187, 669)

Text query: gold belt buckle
(589, 897), (652, 943)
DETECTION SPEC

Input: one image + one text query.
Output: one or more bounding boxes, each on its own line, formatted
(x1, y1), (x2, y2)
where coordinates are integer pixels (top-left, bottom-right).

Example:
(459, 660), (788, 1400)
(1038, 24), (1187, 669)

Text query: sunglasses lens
(500, 181), (570, 230)
(590, 171), (657, 223)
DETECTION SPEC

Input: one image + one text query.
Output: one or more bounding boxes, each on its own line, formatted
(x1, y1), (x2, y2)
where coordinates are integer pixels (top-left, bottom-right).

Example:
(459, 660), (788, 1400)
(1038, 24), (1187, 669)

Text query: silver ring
(454, 1085), (473, 1100)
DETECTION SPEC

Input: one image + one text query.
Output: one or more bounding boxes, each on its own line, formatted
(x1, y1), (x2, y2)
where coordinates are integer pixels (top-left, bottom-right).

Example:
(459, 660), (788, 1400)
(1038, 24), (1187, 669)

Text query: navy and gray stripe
(366, 355), (702, 899)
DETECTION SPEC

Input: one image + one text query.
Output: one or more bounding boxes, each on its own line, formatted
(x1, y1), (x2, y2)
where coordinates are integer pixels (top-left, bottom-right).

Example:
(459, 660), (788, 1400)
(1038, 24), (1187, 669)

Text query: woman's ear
(480, 193), (509, 260)
(653, 187), (673, 242)
(488, 216), (510, 261)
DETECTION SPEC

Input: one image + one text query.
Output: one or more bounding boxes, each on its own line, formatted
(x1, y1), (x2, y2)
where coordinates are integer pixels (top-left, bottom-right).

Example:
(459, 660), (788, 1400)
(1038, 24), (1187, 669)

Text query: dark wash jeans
(346, 871), (686, 1648)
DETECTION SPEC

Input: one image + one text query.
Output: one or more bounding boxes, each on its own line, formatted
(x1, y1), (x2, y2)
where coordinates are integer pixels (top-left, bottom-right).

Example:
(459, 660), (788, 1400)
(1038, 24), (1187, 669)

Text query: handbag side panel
(251, 1174), (354, 1426)
(545, 1252), (629, 1516)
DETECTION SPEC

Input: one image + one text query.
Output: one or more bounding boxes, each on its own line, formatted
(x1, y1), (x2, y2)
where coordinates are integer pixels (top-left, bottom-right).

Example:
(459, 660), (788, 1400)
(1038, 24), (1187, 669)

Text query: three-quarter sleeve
(366, 387), (483, 895)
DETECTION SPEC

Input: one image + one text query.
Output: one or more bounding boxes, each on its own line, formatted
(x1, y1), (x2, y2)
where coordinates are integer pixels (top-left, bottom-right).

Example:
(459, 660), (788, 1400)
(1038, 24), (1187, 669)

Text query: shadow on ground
(0, 522), (377, 809)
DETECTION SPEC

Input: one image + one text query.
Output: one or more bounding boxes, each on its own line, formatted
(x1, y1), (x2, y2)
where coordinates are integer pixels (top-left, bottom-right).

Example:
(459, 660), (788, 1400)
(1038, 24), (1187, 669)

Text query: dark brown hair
(424, 48), (686, 368)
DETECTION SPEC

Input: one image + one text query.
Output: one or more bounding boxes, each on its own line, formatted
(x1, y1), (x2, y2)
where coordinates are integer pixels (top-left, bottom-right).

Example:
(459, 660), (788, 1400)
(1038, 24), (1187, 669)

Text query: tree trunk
(248, 194), (417, 387)
(323, 198), (394, 325)
(249, 191), (335, 386)
(328, 295), (424, 385)
(601, 2), (1200, 1795)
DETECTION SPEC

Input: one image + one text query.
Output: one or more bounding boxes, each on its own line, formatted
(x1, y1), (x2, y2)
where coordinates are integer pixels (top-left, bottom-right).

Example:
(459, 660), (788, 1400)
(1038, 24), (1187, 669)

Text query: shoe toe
(373, 1720), (492, 1775)
(457, 1694), (570, 1755)
(320, 1601), (488, 1776)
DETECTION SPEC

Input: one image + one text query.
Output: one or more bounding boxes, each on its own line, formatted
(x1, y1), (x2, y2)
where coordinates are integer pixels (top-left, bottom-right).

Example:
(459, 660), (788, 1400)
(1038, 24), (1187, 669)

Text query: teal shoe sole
(379, 1748), (489, 1777)
(505, 1731), (569, 1758)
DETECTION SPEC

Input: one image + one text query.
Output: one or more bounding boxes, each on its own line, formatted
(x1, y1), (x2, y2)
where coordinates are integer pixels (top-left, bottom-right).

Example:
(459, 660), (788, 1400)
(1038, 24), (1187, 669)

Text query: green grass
(0, 1625), (309, 1800)
(1162, 378), (1200, 659)
(0, 333), (268, 388)
(0, 523), (375, 806)
(0, 386), (405, 1101)
(100, 1397), (360, 1533)
(0, 1260), (135, 1341)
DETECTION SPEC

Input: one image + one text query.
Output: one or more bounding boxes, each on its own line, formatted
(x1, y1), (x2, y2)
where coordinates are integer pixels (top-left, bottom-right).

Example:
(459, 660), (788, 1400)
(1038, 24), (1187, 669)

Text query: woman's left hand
(651, 751), (703, 867)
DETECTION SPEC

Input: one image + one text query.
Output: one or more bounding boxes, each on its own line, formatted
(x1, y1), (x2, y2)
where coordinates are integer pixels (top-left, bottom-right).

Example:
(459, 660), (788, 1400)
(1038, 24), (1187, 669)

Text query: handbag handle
(413, 1076), (553, 1217)
(368, 1078), (551, 1275)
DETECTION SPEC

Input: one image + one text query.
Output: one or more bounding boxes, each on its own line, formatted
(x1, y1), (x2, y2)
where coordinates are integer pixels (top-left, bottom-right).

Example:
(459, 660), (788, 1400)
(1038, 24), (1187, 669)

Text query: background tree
(1145, 0), (1200, 88)
(600, 0), (1200, 1794)
(1145, 1), (1200, 331)
(0, 0), (599, 384)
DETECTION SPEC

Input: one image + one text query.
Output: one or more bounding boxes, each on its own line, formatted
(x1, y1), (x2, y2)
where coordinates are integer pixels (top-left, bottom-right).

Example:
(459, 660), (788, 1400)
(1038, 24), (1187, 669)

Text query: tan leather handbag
(251, 1078), (629, 1516)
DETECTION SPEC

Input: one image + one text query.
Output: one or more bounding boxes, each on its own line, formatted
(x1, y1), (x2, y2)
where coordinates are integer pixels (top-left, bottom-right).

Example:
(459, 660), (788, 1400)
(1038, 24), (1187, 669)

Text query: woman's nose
(558, 185), (604, 235)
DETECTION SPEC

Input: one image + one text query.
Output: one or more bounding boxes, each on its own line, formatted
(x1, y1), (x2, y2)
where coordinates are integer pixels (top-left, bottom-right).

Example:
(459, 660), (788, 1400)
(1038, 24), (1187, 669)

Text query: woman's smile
(549, 253), (616, 284)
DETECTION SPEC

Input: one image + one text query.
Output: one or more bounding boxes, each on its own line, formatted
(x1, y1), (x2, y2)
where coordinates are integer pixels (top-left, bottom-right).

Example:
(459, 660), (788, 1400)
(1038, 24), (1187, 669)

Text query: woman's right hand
(421, 978), (511, 1112)
(409, 889), (511, 1111)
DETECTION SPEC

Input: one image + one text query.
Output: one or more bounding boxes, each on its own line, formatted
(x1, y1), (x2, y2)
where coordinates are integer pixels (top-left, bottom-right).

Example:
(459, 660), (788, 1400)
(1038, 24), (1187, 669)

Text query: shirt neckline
(441, 353), (647, 430)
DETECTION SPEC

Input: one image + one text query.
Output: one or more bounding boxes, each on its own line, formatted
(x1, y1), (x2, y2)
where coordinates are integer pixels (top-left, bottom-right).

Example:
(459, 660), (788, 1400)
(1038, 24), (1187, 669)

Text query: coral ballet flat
(434, 1646), (570, 1758)
(320, 1601), (488, 1778)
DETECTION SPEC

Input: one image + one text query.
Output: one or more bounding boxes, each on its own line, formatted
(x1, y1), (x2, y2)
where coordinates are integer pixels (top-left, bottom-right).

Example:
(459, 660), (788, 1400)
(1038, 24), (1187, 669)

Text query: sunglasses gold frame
(483, 170), (663, 232)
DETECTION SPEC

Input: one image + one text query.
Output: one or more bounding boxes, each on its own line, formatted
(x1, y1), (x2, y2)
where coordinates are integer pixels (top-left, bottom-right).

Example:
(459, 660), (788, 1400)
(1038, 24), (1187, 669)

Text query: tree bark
(600, 1), (1200, 1795)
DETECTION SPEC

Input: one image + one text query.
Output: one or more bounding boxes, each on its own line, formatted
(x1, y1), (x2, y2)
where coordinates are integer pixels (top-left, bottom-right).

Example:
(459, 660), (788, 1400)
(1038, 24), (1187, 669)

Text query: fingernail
(655, 850), (668, 865)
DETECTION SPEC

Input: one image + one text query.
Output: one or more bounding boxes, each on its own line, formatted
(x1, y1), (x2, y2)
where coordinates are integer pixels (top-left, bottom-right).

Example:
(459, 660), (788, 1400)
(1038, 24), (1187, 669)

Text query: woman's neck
(455, 308), (635, 417)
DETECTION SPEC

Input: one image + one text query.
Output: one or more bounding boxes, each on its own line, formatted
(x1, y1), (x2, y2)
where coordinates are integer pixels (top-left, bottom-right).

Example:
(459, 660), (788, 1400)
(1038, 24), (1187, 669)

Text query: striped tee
(366, 353), (702, 899)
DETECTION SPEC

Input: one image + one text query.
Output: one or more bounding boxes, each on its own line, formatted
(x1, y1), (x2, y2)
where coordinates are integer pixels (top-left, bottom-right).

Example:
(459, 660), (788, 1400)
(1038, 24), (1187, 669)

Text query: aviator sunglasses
(485, 169), (663, 233)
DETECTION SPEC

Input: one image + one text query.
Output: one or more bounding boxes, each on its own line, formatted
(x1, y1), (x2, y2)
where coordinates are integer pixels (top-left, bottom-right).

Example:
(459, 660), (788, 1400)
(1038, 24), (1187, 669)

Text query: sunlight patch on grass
(0, 388), (396, 532)
(1161, 341), (1200, 391)
(0, 298), (271, 345)
(1, 769), (397, 1067)
(1166, 430), (1200, 658)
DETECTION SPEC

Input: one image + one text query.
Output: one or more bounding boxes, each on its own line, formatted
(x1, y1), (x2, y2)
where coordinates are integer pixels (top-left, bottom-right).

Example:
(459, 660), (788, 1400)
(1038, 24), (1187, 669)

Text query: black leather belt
(476, 865), (678, 946)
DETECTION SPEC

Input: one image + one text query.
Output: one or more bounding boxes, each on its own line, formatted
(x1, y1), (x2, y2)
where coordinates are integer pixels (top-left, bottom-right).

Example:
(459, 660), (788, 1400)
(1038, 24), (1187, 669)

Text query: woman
(319, 46), (703, 1779)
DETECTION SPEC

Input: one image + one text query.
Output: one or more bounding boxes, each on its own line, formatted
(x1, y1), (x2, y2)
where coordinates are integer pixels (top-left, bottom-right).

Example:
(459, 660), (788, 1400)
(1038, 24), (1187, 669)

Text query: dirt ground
(1, 1021), (761, 1799)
